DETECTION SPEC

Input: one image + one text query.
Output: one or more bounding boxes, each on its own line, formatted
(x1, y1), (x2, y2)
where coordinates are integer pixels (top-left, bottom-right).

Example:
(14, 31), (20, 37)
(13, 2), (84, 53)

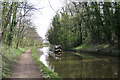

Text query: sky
(27, 0), (65, 39)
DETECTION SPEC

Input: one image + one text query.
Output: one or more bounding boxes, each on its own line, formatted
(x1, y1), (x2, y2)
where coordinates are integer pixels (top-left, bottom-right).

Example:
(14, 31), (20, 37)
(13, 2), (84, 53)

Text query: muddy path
(11, 49), (42, 78)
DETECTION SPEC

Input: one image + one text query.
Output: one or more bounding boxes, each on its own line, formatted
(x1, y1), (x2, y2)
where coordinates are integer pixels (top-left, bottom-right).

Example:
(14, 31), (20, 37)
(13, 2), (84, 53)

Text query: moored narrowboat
(49, 44), (62, 60)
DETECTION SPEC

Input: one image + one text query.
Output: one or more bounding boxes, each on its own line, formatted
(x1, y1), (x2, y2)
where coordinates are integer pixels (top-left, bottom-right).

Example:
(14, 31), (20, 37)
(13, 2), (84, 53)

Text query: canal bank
(68, 44), (120, 57)
(32, 47), (60, 78)
(37, 47), (119, 78)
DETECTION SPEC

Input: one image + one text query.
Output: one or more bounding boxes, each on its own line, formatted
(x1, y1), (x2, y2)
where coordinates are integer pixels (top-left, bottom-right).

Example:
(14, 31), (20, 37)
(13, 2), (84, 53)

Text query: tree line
(47, 2), (120, 49)
(0, 2), (43, 48)
(0, 2), (43, 77)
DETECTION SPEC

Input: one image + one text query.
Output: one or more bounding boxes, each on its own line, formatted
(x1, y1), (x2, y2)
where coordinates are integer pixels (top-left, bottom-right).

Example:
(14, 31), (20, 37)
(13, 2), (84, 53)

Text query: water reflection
(39, 47), (50, 67)
(38, 47), (119, 78)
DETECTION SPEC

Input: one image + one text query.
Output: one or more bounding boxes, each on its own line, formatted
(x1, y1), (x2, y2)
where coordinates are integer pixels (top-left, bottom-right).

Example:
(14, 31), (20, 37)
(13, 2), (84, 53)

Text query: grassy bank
(1, 47), (28, 77)
(31, 48), (60, 79)
(73, 43), (120, 57)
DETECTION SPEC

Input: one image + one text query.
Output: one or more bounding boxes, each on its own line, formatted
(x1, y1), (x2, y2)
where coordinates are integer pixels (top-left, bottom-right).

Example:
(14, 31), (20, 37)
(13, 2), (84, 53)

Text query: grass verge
(31, 48), (60, 79)
(74, 43), (109, 50)
(73, 43), (120, 56)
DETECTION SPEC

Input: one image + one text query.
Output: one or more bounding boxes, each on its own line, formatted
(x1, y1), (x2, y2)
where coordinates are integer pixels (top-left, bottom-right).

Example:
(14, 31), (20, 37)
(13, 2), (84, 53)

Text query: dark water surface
(38, 47), (119, 78)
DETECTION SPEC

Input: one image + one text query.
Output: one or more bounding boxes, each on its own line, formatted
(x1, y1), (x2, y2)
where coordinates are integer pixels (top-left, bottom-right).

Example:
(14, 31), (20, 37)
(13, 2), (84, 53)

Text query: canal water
(38, 47), (119, 78)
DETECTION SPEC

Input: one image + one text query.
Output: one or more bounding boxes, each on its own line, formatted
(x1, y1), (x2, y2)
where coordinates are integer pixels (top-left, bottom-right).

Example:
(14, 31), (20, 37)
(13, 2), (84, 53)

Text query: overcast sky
(27, 0), (65, 39)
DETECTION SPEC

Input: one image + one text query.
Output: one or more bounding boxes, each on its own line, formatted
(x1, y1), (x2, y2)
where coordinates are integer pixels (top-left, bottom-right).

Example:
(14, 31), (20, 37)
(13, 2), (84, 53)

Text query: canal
(37, 47), (119, 78)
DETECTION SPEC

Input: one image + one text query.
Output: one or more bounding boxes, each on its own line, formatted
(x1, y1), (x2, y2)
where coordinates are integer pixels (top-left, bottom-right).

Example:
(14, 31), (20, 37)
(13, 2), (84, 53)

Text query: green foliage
(32, 48), (60, 79)
(1, 2), (19, 46)
(1, 2), (42, 48)
(47, 12), (81, 49)
(47, 2), (120, 49)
